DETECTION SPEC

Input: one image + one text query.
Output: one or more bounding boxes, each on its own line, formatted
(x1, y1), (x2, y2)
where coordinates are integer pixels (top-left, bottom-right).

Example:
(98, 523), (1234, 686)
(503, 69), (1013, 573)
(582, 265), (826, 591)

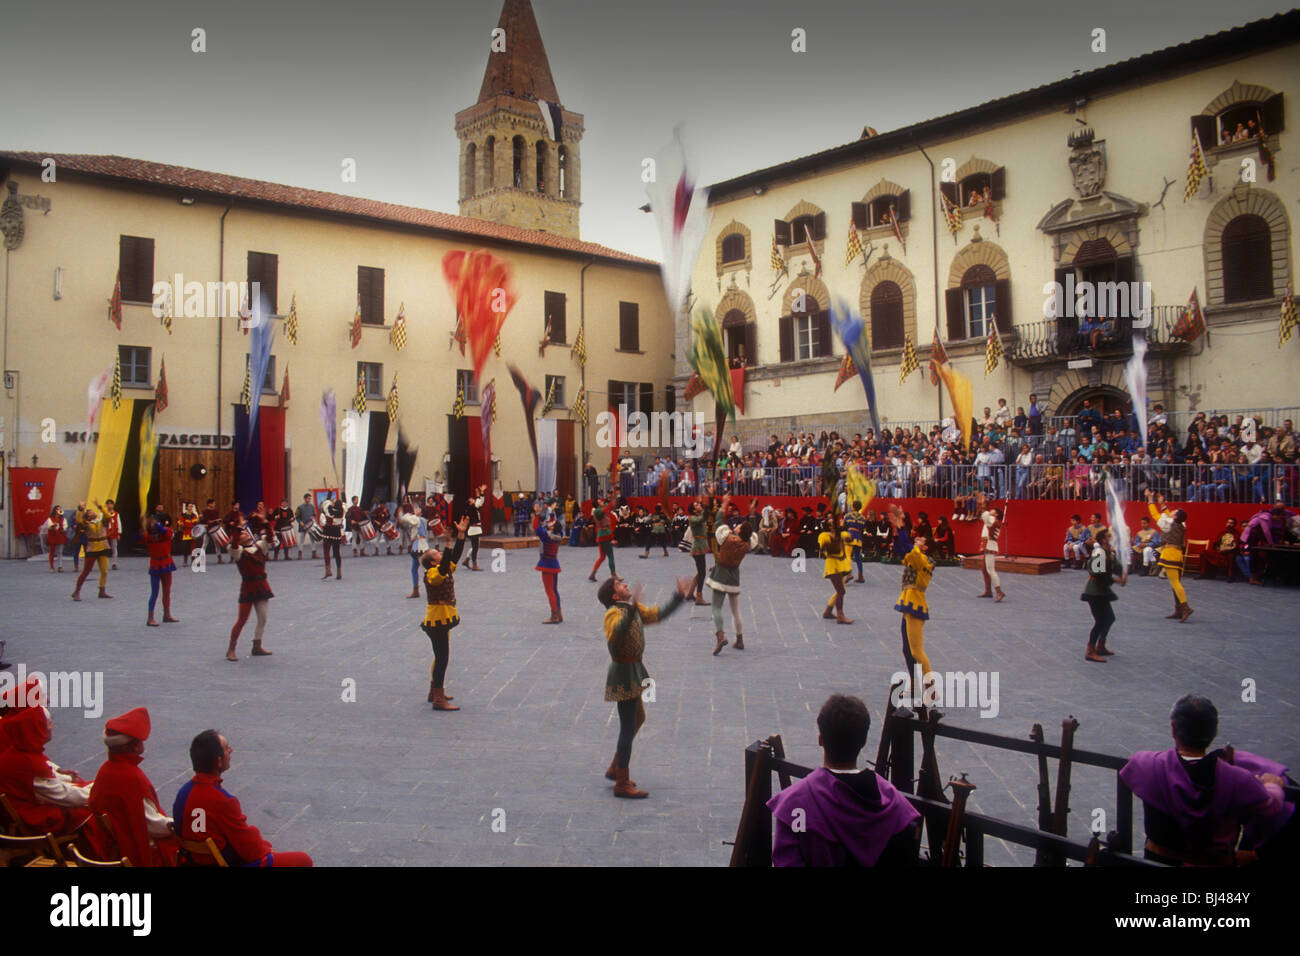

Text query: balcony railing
(1009, 306), (1190, 363)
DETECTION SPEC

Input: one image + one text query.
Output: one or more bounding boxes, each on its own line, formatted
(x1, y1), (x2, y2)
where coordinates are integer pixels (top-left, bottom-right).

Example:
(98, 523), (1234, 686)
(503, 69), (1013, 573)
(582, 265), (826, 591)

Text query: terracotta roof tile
(0, 150), (656, 267)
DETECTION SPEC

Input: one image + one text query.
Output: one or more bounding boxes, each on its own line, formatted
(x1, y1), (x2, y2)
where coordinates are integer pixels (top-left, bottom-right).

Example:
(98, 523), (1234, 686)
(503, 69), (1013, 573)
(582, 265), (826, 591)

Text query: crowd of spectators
(605, 400), (1299, 505)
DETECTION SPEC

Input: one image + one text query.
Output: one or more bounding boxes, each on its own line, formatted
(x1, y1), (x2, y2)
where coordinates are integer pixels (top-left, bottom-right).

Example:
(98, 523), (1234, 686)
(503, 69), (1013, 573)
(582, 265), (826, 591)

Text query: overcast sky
(1, 0), (1291, 260)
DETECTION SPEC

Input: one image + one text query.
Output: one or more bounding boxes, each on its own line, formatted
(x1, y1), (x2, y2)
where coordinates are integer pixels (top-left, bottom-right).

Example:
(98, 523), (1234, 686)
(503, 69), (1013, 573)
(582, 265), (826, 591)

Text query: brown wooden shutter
(774, 219), (791, 246)
(939, 182), (958, 206)
(607, 380), (619, 412)
(620, 302), (639, 351)
(1053, 267), (1073, 351)
(357, 267), (372, 322)
(1261, 92), (1284, 133)
(993, 278), (1012, 329)
(262, 254), (278, 313)
(119, 236), (138, 301)
(1114, 258), (1134, 320)
(743, 323), (756, 366)
(136, 238), (154, 304)
(545, 290), (566, 342)
(851, 202), (867, 230)
(945, 288), (964, 341)
(372, 270), (385, 325)
(813, 211), (826, 240)
(896, 190), (911, 222)
(779, 315), (793, 362)
(990, 167), (1006, 201)
(639, 382), (653, 416)
(815, 310), (831, 357)
(1190, 114), (1216, 148)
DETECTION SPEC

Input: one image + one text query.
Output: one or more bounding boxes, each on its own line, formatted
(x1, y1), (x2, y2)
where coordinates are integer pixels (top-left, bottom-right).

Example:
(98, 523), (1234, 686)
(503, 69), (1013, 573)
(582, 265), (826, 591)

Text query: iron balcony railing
(1008, 306), (1190, 362)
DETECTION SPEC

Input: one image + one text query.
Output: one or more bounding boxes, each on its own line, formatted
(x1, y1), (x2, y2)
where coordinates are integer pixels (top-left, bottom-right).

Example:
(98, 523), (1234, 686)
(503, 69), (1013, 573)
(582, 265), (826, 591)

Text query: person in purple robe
(767, 694), (921, 866)
(1119, 694), (1289, 865)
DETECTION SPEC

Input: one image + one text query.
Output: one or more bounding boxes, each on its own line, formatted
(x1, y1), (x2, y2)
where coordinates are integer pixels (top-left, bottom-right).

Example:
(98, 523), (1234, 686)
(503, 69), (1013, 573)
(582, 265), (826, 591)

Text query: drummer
(199, 498), (226, 564)
(222, 501), (246, 557)
(178, 502), (200, 565)
(295, 493), (319, 561)
(370, 499), (394, 557)
(270, 500), (296, 561)
(345, 496), (368, 558)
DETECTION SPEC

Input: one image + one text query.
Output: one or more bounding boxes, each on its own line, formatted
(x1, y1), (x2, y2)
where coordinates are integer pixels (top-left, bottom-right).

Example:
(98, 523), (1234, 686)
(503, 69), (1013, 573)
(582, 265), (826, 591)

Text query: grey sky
(1, 0), (1291, 260)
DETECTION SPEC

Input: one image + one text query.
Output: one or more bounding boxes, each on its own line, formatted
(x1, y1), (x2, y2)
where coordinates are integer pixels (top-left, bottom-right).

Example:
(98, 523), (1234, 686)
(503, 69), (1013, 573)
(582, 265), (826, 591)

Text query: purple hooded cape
(1120, 748), (1276, 854)
(767, 767), (920, 866)
(1226, 749), (1294, 848)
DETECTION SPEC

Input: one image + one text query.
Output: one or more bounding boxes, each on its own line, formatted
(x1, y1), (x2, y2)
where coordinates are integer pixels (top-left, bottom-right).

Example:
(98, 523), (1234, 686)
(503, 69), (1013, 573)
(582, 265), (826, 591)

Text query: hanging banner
(8, 467), (60, 536)
(538, 419), (558, 493)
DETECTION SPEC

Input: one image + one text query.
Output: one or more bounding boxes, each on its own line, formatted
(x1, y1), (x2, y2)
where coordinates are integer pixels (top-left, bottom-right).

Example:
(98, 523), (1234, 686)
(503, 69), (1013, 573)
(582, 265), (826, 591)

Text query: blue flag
(246, 291), (276, 451)
(829, 298), (879, 435)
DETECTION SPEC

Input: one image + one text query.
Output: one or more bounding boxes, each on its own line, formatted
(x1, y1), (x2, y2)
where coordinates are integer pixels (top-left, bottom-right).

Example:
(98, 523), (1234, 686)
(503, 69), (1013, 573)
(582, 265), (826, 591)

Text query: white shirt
(981, 512), (1000, 552)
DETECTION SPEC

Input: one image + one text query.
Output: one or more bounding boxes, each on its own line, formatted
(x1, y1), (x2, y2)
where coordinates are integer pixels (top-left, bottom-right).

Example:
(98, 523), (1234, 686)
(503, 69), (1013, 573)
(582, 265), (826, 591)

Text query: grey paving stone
(4, 546), (1296, 866)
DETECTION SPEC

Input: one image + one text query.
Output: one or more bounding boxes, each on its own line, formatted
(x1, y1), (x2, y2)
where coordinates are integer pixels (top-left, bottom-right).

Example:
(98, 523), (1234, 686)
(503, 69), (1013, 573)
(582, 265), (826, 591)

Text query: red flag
(154, 359), (168, 414)
(108, 270), (122, 330)
(279, 365), (290, 407)
(929, 326), (948, 386)
(803, 223), (821, 279)
(443, 250), (518, 386)
(683, 372), (705, 400)
(349, 297), (362, 349)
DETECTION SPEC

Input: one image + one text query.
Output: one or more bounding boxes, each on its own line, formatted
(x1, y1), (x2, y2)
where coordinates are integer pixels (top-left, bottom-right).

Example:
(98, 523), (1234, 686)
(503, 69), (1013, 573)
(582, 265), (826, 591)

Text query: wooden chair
(178, 836), (228, 867)
(0, 792), (33, 835)
(1184, 539), (1210, 574)
(0, 831), (61, 867)
(68, 843), (130, 867)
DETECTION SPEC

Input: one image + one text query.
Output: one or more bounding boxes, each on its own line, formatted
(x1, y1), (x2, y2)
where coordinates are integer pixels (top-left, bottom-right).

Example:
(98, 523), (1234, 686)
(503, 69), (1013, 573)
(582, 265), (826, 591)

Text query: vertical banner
(361, 412), (390, 507)
(258, 406), (287, 506)
(466, 414), (488, 493)
(86, 398), (135, 504)
(447, 414), (470, 504)
(342, 410), (370, 504)
(537, 419), (557, 494)
(8, 468), (60, 535)
(233, 406), (264, 508)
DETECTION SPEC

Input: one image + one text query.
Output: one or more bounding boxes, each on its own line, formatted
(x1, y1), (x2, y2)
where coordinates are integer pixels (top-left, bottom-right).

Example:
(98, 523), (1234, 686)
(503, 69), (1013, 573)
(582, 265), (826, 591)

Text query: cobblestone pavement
(3, 542), (1296, 866)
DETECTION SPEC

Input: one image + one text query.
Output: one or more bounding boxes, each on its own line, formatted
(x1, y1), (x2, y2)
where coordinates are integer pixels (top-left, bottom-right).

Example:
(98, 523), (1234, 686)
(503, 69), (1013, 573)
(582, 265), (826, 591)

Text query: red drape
(8, 468), (60, 536)
(258, 406), (286, 505)
(467, 415), (488, 492)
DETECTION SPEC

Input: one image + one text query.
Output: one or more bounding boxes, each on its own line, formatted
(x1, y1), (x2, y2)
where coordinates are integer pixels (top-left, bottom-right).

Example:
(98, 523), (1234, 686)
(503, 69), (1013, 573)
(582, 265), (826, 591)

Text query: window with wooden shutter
(358, 362), (382, 399)
(545, 290), (566, 343)
(639, 382), (653, 417)
(1222, 215), (1273, 302)
(458, 370), (479, 404)
(774, 219), (791, 246)
(247, 251), (278, 315)
(1190, 113), (1217, 148)
(814, 310), (831, 358)
(358, 267), (384, 325)
(119, 236), (154, 302)
(945, 288), (965, 342)
(790, 215), (817, 245)
(962, 265), (997, 339)
(812, 212), (826, 240)
(939, 182), (958, 207)
(1260, 92), (1285, 134)
(545, 375), (566, 408)
(990, 167), (1006, 201)
(720, 233), (745, 264)
(1053, 267), (1075, 351)
(870, 281), (904, 350)
(896, 190), (911, 222)
(779, 315), (794, 362)
(743, 322), (756, 367)
(993, 278), (1012, 329)
(619, 302), (639, 351)
(851, 202), (867, 230)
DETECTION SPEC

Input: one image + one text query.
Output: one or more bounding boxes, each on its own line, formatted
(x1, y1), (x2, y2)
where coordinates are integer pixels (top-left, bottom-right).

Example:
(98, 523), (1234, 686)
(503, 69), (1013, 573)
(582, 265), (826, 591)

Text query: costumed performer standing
(976, 493), (1006, 602)
(420, 515), (469, 711)
(893, 510), (937, 703)
(142, 510), (179, 627)
(535, 503), (563, 624)
(226, 529), (275, 661)
(70, 501), (113, 601)
(819, 511), (855, 625)
(598, 572), (692, 798)
(706, 508), (758, 655)
(1082, 527), (1126, 662)
(1146, 490), (1193, 621)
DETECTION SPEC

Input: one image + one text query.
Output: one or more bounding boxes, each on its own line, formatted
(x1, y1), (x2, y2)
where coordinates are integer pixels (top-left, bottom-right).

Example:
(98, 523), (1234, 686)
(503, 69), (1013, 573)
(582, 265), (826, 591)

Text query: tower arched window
(870, 281), (904, 350)
(484, 137), (495, 189)
(558, 146), (568, 199)
(1222, 214), (1273, 302)
(512, 136), (526, 188)
(465, 143), (477, 197)
(721, 234), (745, 264)
(535, 141), (547, 194)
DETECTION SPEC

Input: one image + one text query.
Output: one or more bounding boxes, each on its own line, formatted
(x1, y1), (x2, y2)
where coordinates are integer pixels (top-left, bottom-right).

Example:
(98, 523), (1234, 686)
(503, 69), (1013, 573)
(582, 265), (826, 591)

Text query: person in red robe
(769, 508), (799, 558)
(173, 730), (312, 866)
(0, 680), (92, 836)
(87, 707), (178, 866)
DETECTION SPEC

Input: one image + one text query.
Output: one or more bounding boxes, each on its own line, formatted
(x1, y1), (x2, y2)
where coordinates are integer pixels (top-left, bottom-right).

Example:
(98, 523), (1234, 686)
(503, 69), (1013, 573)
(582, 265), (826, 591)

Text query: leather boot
(251, 641), (272, 656)
(1165, 595), (1181, 619)
(426, 682), (453, 702)
(822, 604), (836, 620)
(713, 630), (728, 655)
(1096, 640), (1115, 656)
(431, 688), (459, 711)
(733, 634), (745, 650)
(1179, 602), (1194, 622)
(98, 588), (113, 599)
(1085, 645), (1107, 663)
(543, 612), (561, 624)
(614, 767), (647, 799)
(605, 754), (618, 781)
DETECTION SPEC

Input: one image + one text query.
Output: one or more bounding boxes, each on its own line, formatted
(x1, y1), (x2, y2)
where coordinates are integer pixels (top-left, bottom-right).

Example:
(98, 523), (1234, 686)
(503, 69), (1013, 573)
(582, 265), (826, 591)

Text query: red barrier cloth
(9, 468), (60, 535)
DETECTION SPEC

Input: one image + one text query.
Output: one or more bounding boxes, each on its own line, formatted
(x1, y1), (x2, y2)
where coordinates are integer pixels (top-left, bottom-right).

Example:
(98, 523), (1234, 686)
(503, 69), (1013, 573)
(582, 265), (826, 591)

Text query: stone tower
(455, 0), (584, 237)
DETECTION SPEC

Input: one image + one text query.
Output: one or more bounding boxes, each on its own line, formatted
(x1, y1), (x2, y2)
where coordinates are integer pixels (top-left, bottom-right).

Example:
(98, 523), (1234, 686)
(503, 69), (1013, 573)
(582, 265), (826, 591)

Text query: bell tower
(455, 0), (584, 238)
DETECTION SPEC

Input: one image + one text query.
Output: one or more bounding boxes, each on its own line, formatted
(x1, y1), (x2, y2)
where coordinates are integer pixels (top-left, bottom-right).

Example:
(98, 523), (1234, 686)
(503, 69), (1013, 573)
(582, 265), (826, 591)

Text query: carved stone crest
(1067, 128), (1106, 198)
(0, 182), (24, 250)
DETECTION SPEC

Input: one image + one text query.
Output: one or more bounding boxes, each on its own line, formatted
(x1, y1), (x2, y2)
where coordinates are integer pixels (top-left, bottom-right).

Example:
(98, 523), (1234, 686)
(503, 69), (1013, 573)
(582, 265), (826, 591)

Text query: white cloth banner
(342, 410), (370, 503)
(537, 419), (557, 493)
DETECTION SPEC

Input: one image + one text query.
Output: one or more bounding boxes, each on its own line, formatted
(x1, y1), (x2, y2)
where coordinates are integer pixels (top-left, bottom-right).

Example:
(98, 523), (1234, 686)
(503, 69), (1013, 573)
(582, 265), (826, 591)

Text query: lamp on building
(753, 186), (767, 196)
(178, 195), (196, 206)
(31, 455), (38, 467)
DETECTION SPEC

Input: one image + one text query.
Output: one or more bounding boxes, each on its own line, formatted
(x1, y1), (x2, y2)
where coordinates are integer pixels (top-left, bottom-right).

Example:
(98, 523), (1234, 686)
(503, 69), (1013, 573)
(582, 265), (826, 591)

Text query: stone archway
(1053, 383), (1130, 419)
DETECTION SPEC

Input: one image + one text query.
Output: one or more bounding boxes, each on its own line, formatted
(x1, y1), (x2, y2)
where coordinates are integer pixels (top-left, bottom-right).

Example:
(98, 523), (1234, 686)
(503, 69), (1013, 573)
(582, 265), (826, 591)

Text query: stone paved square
(3, 542), (1296, 866)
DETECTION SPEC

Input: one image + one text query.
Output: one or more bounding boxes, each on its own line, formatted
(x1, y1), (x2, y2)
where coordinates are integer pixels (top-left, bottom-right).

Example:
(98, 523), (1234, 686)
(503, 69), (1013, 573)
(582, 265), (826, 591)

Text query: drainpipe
(915, 141), (942, 422)
(579, 257), (594, 486)
(217, 204), (232, 439)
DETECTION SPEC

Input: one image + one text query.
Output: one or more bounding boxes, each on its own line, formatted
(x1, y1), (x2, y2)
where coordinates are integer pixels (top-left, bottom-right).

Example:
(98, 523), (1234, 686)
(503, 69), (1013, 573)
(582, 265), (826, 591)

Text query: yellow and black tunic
(818, 529), (853, 577)
(893, 545), (934, 620)
(422, 537), (465, 630)
(1148, 503), (1185, 572)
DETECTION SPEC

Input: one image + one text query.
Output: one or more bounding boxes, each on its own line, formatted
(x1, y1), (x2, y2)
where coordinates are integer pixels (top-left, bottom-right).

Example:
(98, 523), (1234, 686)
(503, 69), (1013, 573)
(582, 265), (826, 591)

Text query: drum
(190, 523), (206, 542)
(208, 525), (230, 548)
(381, 520), (399, 541)
(307, 521), (323, 542)
(278, 528), (299, 549)
(359, 520), (378, 541)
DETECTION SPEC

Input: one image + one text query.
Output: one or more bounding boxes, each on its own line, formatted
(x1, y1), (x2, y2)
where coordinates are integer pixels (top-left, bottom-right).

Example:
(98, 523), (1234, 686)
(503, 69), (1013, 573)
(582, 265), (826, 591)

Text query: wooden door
(159, 448), (235, 513)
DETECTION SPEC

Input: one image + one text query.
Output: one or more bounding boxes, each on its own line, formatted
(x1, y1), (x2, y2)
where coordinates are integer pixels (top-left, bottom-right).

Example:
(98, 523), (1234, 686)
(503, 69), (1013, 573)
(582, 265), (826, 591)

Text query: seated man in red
(0, 679), (92, 836)
(88, 707), (178, 866)
(767, 694), (921, 866)
(174, 729), (312, 866)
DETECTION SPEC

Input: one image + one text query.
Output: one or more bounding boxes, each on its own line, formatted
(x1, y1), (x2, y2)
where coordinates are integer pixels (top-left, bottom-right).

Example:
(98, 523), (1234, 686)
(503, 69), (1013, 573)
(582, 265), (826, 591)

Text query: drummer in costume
(1082, 527), (1125, 662)
(420, 516), (469, 710)
(142, 512), (179, 627)
(369, 499), (393, 557)
(1146, 490), (1193, 622)
(819, 512), (855, 625)
(226, 529), (275, 661)
(976, 493), (1006, 602)
(534, 504), (563, 624)
(893, 508), (937, 700)
(222, 502), (246, 551)
(403, 509), (430, 599)
(598, 573), (692, 798)
(320, 496), (344, 579)
(270, 500), (295, 560)
(200, 498), (225, 563)
(345, 496), (368, 557)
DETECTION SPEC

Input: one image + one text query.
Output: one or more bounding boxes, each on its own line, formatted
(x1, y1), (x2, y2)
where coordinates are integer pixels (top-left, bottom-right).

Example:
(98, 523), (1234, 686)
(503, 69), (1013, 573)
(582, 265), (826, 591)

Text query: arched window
(870, 281), (904, 350)
(535, 141), (546, 194)
(722, 309), (754, 366)
(961, 264), (997, 339)
(1222, 214), (1273, 302)
(868, 195), (898, 227)
(484, 137), (495, 188)
(465, 143), (477, 196)
(790, 214), (818, 244)
(720, 234), (745, 264)
(558, 146), (568, 198)
(512, 136), (526, 188)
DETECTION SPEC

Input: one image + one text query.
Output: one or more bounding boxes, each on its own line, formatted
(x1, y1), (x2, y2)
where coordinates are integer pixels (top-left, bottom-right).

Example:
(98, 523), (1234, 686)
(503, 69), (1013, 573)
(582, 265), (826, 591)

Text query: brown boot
(713, 630), (728, 656)
(147, 614), (159, 627)
(733, 634), (745, 650)
(431, 688), (459, 711)
(543, 612), (561, 624)
(613, 767), (647, 799)
(71, 587), (82, 601)
(251, 641), (272, 656)
(1165, 595), (1181, 619)
(1085, 646), (1107, 663)
(995, 587), (1006, 603)
(1097, 641), (1115, 656)
(822, 604), (835, 620)
(605, 755), (618, 781)
(407, 588), (419, 599)
(1179, 602), (1194, 622)
(98, 588), (113, 599)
